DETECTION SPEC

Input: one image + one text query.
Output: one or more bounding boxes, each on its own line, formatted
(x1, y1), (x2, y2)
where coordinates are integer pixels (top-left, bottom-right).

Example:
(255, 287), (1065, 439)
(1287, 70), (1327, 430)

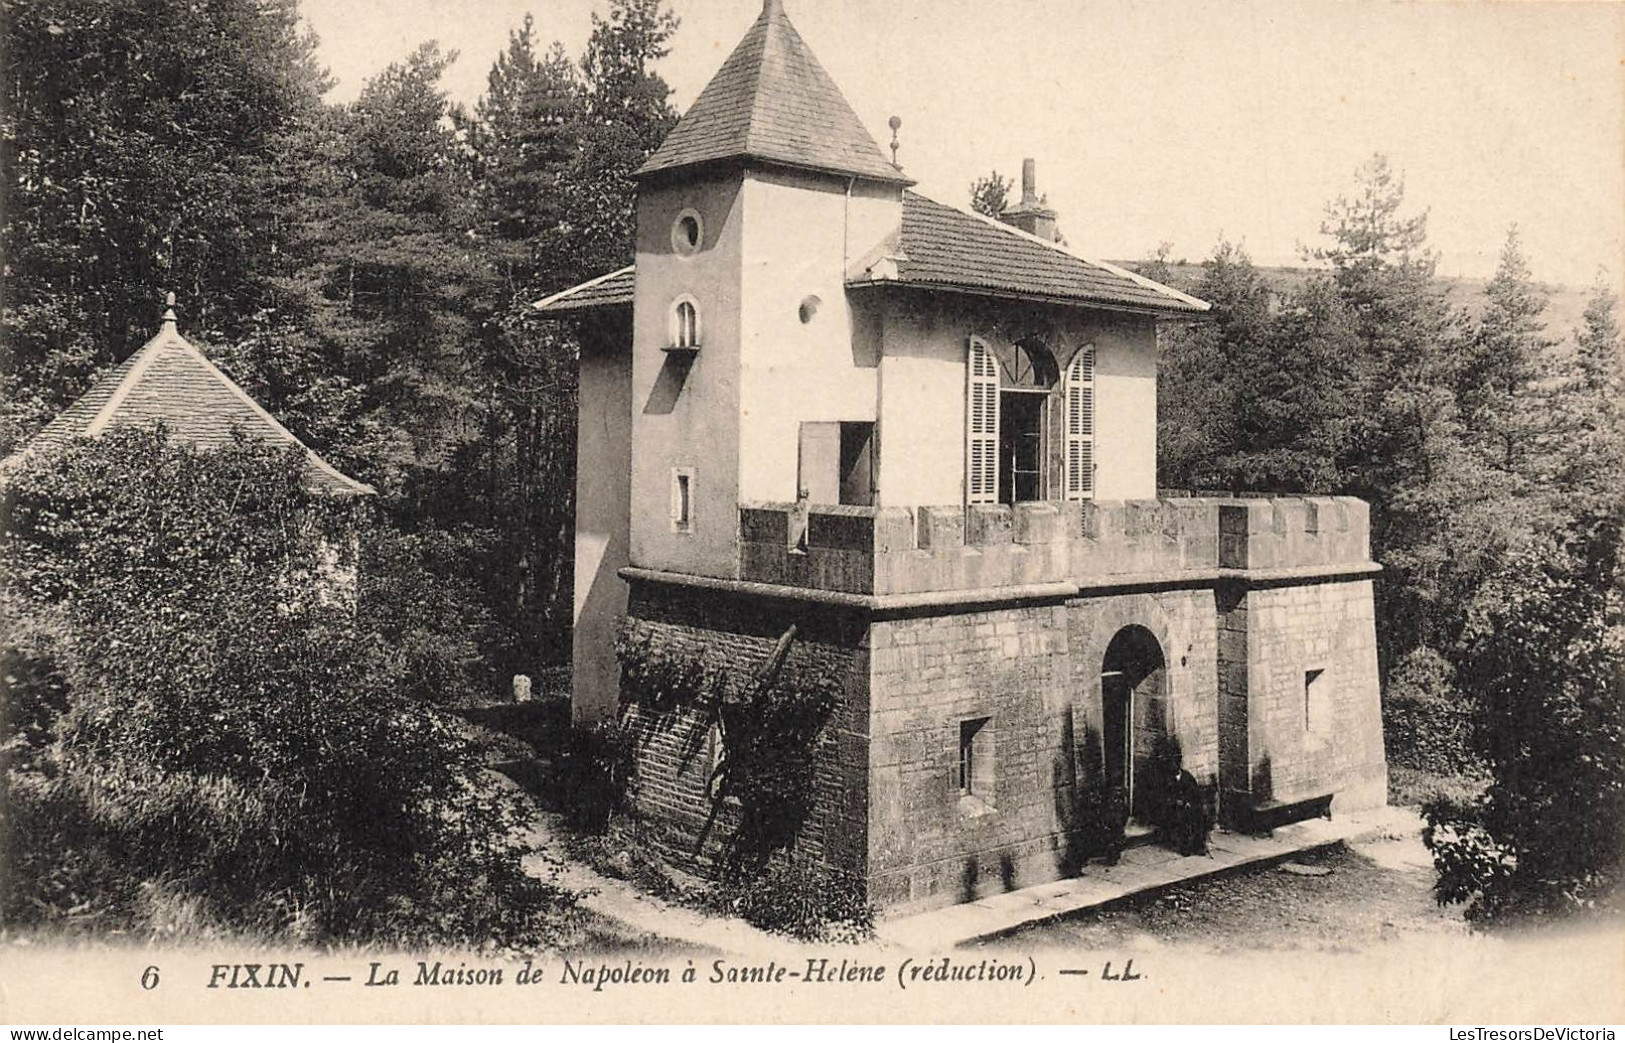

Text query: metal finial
(161, 291), (178, 330)
(888, 115), (902, 168)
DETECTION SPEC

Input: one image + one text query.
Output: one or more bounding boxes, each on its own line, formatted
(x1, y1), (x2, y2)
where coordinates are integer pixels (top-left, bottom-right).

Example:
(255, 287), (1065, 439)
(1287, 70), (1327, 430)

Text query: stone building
(540, 0), (1386, 912)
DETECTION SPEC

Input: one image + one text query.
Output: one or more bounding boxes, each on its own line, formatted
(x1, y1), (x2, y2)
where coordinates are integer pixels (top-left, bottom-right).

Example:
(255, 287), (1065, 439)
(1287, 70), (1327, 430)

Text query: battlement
(735, 496), (1372, 597)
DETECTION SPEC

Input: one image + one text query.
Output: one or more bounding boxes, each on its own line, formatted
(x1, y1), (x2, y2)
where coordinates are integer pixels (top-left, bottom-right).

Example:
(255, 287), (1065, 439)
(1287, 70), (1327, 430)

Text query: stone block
(916, 505), (965, 550)
(965, 504), (1014, 546)
(807, 506), (876, 552)
(874, 506), (917, 553)
(1081, 499), (1127, 542)
(1013, 501), (1061, 545)
(738, 504), (790, 545)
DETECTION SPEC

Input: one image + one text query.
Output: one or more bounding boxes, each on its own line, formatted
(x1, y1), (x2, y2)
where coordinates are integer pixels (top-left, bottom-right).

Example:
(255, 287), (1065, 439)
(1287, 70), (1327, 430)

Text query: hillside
(1121, 261), (1598, 346)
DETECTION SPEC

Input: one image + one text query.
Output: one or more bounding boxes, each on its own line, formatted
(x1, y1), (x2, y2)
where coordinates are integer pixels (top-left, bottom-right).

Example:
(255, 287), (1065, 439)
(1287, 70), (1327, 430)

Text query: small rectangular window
(1305, 668), (1326, 731)
(671, 467), (694, 533)
(959, 716), (994, 802)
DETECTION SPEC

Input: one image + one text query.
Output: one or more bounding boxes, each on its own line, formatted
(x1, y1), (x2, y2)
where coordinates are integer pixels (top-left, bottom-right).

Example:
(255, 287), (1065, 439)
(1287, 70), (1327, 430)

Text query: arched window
(1007, 338), (1059, 389)
(668, 296), (701, 351)
(1063, 346), (1096, 500)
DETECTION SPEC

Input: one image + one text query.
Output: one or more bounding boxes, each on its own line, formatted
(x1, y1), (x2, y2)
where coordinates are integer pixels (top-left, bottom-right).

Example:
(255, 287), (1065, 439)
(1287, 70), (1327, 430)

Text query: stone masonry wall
(866, 589), (1218, 913)
(1243, 578), (1387, 813)
(616, 580), (871, 878)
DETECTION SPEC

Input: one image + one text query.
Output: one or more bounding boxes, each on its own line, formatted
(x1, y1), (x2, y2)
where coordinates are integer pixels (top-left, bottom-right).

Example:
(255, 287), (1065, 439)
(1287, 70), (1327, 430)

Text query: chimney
(1003, 157), (1059, 243)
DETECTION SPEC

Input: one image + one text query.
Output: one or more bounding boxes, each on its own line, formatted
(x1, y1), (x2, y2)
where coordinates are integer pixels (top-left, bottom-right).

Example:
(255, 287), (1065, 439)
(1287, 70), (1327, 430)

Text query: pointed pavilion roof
(8, 298), (374, 497)
(634, 0), (911, 185)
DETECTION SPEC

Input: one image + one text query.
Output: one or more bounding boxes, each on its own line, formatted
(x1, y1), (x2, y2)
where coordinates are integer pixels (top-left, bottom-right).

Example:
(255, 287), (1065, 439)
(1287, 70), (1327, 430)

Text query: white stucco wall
(628, 173), (745, 580)
(573, 327), (633, 723)
(736, 169), (899, 503)
(872, 295), (1160, 506)
(1092, 320), (1158, 500)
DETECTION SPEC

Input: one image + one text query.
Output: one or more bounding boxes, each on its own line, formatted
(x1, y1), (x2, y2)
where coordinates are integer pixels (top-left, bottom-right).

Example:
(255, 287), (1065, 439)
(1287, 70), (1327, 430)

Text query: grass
(1388, 763), (1490, 809)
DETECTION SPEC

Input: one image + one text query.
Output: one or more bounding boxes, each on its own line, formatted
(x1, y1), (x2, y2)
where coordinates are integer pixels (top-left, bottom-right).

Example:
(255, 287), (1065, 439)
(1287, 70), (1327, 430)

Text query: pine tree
(572, 0), (680, 276)
(1458, 226), (1560, 486)
(0, 0), (330, 452)
(1154, 242), (1269, 490)
(1309, 155), (1493, 668)
(969, 171), (1013, 219)
(1549, 275), (1625, 523)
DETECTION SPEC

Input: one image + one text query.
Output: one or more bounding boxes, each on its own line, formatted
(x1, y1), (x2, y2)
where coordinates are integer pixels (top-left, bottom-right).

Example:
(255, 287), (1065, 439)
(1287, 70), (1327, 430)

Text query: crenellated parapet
(734, 496), (1375, 599)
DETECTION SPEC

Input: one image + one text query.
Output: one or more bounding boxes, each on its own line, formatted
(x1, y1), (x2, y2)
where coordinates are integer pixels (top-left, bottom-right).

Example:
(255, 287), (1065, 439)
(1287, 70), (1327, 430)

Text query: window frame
(668, 295), (702, 352)
(670, 207), (704, 257)
(671, 466), (695, 534)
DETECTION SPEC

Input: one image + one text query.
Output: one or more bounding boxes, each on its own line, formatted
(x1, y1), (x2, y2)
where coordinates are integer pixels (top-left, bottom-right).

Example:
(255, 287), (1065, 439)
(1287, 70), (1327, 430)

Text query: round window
(672, 209), (703, 256)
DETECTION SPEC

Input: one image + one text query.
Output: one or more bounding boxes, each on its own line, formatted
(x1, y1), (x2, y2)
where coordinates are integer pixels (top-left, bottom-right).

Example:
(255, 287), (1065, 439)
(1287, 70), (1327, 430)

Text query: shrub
(1384, 646), (1481, 777)
(0, 430), (577, 948)
(1423, 519), (1625, 923)
(556, 721), (633, 834)
(719, 859), (875, 944)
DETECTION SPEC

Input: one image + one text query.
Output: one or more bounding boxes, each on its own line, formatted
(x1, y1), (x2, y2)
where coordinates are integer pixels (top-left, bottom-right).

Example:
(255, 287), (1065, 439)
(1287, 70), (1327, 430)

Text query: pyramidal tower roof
(8, 296), (374, 497)
(635, 0), (912, 185)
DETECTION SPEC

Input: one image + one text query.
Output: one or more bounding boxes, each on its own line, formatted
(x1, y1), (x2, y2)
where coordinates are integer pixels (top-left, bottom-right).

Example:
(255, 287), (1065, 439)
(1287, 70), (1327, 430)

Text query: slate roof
(533, 266), (635, 314)
(534, 194), (1208, 317)
(8, 307), (374, 497)
(634, 0), (910, 186)
(858, 192), (1209, 315)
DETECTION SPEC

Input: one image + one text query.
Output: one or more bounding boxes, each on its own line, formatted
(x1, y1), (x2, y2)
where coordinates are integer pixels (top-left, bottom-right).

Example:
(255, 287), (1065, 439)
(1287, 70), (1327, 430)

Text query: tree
(0, 0), (331, 453)
(1154, 241), (1269, 490)
(1424, 512), (1625, 922)
(0, 430), (574, 946)
(1548, 275), (1625, 525)
(1457, 226), (1560, 486)
(969, 170), (1013, 219)
(572, 0), (680, 276)
(1308, 155), (1494, 669)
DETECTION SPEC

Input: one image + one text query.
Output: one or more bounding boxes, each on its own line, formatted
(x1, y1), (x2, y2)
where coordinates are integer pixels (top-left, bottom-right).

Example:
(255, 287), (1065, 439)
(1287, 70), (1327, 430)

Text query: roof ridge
(906, 190), (1210, 311)
(174, 337), (376, 496)
(85, 333), (172, 436)
(741, 5), (777, 157)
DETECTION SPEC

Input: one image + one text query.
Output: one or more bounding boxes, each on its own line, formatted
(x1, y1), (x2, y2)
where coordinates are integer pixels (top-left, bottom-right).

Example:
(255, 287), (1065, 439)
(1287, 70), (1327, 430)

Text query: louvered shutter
(1064, 346), (1096, 500)
(965, 337), (1000, 505)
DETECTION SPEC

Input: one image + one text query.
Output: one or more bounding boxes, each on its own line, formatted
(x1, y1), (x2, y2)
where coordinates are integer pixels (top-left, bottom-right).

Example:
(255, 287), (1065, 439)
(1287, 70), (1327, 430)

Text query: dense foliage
(1132, 154), (1625, 925)
(0, 431), (575, 946)
(3, 0), (678, 680)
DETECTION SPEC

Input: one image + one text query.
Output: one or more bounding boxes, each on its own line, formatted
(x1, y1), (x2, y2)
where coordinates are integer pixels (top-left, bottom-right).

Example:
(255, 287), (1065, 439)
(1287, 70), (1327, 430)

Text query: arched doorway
(1101, 625), (1170, 822)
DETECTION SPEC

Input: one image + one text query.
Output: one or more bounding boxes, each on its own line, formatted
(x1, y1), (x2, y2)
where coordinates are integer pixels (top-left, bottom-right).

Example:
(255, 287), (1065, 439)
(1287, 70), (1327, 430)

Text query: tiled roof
(534, 194), (1208, 318)
(9, 310), (374, 497)
(867, 192), (1209, 315)
(634, 0), (910, 186)
(533, 266), (634, 314)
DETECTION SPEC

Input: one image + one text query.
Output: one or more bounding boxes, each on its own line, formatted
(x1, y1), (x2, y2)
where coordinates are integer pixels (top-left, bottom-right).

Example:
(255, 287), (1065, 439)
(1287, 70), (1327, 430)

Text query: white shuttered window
(965, 337), (1000, 505)
(1064, 346), (1096, 499)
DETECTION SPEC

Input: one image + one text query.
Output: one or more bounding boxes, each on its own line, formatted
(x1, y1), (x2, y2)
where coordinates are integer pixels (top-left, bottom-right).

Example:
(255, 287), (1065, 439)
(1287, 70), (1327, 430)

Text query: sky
(299, 0), (1625, 289)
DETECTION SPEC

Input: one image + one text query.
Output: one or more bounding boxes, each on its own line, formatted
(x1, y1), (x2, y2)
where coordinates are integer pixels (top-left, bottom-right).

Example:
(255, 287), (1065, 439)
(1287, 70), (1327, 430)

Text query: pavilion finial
(763, 0), (783, 16)
(161, 291), (178, 331)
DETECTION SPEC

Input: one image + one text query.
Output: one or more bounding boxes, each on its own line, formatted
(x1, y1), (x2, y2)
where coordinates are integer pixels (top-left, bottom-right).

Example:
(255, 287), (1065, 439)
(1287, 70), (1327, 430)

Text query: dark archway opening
(1101, 625), (1170, 823)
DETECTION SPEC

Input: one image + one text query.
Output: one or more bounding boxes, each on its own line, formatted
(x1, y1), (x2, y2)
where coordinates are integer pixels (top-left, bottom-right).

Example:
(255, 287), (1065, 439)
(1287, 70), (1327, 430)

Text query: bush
(1422, 520), (1625, 923)
(718, 860), (875, 944)
(0, 430), (577, 948)
(1384, 646), (1482, 777)
(556, 721), (633, 834)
